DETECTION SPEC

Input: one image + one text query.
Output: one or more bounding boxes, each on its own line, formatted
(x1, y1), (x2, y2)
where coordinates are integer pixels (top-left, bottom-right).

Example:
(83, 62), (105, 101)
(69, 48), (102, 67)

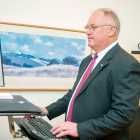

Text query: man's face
(86, 11), (110, 52)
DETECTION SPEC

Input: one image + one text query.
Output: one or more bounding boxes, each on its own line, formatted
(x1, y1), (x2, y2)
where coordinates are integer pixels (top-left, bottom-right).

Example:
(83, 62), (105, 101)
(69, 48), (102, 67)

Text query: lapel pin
(101, 64), (103, 66)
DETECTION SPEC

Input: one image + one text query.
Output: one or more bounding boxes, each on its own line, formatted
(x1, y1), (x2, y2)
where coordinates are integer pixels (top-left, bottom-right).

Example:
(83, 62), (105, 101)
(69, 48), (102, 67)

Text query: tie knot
(93, 53), (98, 59)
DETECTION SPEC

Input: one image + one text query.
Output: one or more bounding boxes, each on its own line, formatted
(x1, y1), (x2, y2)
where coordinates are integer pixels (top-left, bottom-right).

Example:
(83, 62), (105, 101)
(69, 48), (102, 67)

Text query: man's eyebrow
(87, 23), (95, 26)
(91, 24), (95, 26)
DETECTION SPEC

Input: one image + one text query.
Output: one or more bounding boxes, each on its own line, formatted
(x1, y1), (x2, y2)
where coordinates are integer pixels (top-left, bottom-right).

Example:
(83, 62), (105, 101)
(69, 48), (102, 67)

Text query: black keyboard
(20, 118), (69, 140)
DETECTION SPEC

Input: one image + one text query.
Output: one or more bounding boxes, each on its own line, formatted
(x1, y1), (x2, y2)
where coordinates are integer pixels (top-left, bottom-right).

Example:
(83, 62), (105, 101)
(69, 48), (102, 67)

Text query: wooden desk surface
(131, 54), (140, 62)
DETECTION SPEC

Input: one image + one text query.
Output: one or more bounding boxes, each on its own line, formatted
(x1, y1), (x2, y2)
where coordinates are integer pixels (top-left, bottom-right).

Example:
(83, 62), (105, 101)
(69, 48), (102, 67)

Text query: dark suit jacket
(46, 44), (140, 140)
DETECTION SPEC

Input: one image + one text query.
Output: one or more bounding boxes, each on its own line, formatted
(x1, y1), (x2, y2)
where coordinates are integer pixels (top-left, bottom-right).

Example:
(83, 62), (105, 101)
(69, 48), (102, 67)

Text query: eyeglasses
(84, 25), (112, 31)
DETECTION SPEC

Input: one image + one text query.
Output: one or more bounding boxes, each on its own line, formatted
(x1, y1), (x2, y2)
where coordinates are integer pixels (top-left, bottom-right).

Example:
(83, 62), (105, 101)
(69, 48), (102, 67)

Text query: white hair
(92, 8), (121, 36)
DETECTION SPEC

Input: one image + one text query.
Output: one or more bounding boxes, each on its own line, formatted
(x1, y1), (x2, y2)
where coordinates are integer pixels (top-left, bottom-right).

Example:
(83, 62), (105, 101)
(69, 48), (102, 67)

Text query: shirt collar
(91, 40), (118, 58)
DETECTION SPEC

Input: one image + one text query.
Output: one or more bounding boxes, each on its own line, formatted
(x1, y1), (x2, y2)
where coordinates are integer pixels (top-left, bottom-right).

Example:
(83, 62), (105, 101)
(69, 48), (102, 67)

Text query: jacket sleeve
(46, 89), (73, 120)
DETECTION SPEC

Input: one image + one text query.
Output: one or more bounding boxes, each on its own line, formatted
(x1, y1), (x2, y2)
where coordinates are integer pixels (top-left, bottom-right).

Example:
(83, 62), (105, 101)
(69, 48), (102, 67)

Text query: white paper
(0, 93), (14, 99)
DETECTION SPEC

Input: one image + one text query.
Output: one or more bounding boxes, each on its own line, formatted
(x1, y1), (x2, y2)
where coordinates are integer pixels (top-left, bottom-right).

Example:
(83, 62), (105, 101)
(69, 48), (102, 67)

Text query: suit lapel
(76, 43), (120, 97)
(73, 55), (92, 89)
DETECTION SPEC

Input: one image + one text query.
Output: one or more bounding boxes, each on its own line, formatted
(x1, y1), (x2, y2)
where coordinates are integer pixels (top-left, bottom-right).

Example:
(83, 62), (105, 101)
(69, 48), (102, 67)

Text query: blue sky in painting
(0, 31), (86, 62)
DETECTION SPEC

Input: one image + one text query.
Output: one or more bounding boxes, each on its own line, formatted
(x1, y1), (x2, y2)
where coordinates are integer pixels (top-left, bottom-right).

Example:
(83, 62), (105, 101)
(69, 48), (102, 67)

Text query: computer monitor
(0, 39), (5, 87)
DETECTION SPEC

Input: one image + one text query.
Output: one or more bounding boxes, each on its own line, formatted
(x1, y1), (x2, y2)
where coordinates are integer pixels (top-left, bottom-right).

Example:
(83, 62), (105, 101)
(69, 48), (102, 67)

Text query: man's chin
(88, 43), (95, 48)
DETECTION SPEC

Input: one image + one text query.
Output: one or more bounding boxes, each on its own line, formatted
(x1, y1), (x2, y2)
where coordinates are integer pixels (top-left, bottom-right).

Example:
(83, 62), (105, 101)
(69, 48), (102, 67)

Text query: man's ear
(108, 25), (116, 37)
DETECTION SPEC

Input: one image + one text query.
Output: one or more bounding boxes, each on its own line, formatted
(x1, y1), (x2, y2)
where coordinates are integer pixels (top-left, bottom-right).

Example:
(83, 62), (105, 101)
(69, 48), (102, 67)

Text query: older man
(39, 8), (140, 140)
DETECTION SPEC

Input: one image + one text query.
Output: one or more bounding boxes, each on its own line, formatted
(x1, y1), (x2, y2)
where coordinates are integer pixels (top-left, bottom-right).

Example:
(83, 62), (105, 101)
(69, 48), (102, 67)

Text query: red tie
(67, 53), (98, 121)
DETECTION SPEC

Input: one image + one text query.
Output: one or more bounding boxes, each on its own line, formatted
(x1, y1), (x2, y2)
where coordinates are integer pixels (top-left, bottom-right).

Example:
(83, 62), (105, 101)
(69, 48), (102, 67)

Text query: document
(0, 93), (14, 99)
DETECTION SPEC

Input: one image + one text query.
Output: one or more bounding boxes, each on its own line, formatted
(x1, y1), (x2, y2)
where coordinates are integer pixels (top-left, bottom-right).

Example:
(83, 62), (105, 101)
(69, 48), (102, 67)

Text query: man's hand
(30, 106), (48, 117)
(37, 106), (49, 115)
(51, 121), (79, 138)
(24, 106), (49, 118)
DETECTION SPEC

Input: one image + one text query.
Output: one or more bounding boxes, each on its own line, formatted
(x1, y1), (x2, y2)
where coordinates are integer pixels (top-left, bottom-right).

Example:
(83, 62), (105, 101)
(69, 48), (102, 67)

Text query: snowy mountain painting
(0, 31), (86, 78)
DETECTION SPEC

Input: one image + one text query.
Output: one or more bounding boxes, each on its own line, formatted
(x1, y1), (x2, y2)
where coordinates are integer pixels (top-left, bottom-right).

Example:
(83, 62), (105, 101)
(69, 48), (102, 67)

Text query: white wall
(0, 0), (140, 139)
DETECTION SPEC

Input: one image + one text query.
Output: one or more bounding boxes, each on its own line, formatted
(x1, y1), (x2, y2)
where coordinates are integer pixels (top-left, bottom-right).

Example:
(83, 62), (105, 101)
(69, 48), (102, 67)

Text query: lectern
(0, 95), (46, 139)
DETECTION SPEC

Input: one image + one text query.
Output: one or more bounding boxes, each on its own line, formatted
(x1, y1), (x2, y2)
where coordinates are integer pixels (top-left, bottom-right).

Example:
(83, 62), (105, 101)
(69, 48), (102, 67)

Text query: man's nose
(86, 28), (91, 34)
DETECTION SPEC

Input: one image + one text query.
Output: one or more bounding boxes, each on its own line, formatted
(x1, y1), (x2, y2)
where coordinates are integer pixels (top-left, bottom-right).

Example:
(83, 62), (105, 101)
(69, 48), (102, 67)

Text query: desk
(131, 54), (140, 63)
(0, 95), (46, 139)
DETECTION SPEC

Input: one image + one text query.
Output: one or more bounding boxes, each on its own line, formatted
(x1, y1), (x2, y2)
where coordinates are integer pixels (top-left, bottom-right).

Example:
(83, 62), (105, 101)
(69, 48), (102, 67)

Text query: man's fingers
(56, 131), (69, 138)
(51, 124), (61, 134)
(37, 106), (48, 115)
(51, 126), (63, 134)
(51, 122), (78, 138)
(50, 125), (58, 132)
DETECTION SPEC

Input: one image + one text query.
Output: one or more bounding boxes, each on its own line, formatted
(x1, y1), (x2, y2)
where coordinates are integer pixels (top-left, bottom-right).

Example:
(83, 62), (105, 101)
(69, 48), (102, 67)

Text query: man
(38, 8), (140, 140)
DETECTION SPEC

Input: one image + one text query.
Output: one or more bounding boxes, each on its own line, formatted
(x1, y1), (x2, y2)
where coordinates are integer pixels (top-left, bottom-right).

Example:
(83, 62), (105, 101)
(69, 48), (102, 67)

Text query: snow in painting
(0, 31), (86, 78)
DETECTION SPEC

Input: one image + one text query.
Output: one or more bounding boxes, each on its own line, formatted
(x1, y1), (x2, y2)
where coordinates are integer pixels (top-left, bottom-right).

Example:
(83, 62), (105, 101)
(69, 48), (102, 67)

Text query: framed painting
(0, 22), (91, 90)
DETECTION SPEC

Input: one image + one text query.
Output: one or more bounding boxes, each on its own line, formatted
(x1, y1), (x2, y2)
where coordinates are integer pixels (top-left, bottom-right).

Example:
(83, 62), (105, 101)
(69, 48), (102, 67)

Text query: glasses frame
(84, 25), (112, 31)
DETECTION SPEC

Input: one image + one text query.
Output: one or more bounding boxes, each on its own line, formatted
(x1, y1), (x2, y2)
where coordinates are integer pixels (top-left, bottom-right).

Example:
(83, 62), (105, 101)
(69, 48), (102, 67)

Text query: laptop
(0, 95), (42, 114)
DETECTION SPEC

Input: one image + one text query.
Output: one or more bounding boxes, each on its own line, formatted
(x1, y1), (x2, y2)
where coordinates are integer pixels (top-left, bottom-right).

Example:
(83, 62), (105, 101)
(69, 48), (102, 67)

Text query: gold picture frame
(0, 22), (91, 91)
